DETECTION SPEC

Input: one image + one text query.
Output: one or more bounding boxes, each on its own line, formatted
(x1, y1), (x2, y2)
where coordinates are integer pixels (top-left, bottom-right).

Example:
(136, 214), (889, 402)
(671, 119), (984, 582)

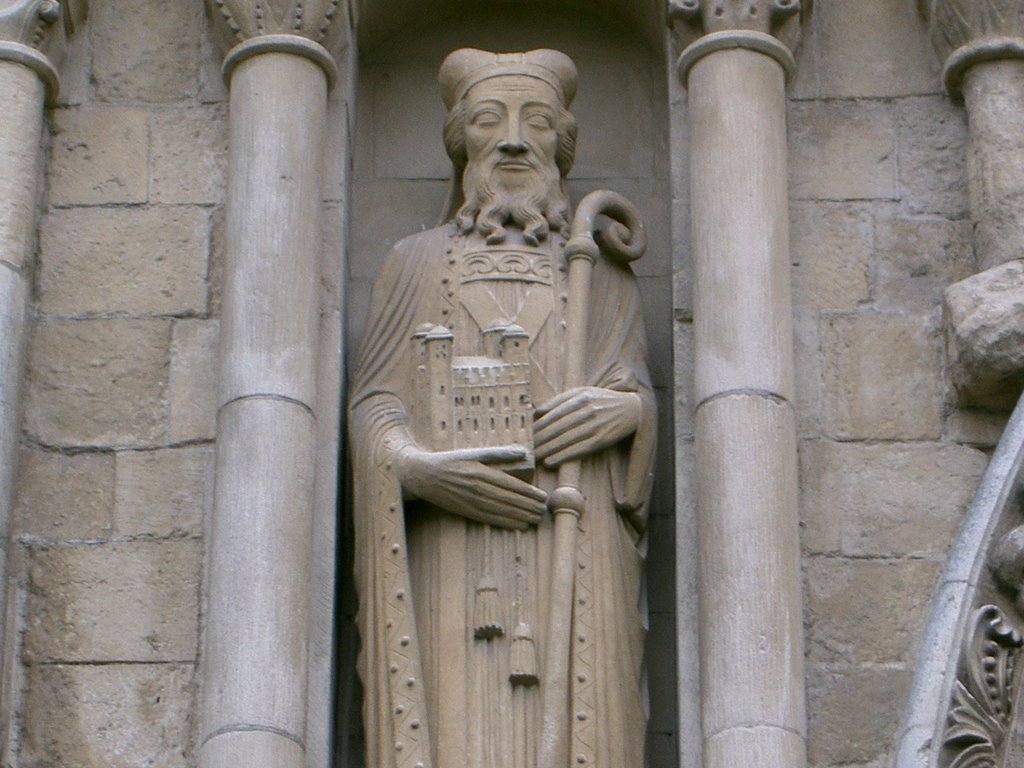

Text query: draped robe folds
(349, 223), (656, 768)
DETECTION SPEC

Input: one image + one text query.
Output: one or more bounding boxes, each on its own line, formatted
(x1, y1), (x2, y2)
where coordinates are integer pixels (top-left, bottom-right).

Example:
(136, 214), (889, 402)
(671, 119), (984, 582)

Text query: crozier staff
(349, 48), (656, 768)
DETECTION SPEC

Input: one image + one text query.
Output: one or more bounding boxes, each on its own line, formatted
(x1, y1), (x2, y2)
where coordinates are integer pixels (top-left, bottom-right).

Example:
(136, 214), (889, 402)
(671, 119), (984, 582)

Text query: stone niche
(338, 2), (677, 765)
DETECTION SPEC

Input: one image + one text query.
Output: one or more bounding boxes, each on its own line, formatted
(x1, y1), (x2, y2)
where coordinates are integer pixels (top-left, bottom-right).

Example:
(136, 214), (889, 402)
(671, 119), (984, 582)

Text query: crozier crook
(539, 190), (646, 768)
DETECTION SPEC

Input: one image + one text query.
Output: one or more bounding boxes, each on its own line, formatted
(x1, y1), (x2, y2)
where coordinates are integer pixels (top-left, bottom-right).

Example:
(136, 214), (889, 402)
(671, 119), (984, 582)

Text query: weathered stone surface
(897, 97), (969, 216)
(25, 540), (201, 662)
(790, 101), (897, 201)
(39, 207), (209, 317)
(48, 107), (149, 205)
(823, 313), (942, 440)
(800, 440), (987, 556)
(964, 60), (1024, 270)
(114, 446), (211, 537)
(14, 448), (114, 540)
(806, 664), (912, 765)
(674, 320), (694, 440)
(151, 104), (228, 204)
(25, 319), (170, 448)
(790, 204), (871, 313)
(815, 0), (940, 98)
(873, 216), (973, 312)
(21, 663), (194, 768)
(792, 308), (822, 439)
(946, 259), (1024, 410)
(169, 319), (219, 442)
(90, 0), (200, 103)
(805, 557), (942, 664)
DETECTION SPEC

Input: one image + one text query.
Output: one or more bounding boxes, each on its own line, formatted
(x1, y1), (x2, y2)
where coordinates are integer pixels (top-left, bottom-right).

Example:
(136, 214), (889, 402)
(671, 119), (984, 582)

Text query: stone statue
(349, 48), (656, 768)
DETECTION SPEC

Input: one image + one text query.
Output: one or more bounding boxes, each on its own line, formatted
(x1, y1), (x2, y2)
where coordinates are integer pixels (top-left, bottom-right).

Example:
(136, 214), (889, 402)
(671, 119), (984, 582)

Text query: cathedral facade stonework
(0, 1), (1022, 767)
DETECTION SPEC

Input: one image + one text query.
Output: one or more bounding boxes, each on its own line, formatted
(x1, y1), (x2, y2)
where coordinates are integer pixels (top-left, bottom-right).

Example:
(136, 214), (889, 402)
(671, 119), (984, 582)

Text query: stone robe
(349, 223), (655, 768)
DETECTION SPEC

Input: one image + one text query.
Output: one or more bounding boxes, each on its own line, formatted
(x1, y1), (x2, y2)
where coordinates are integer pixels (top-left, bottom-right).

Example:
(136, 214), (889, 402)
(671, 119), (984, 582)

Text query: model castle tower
(412, 321), (534, 472)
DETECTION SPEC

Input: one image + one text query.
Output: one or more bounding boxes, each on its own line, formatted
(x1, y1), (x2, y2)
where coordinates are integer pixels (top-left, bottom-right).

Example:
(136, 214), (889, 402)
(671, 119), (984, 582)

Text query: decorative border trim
(223, 33), (338, 90)
(677, 29), (796, 87)
(944, 36), (1024, 97)
(0, 40), (58, 102)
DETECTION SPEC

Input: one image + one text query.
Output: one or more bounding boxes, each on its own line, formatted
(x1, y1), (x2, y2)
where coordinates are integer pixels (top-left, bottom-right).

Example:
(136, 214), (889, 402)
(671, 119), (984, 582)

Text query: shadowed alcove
(336, 3), (677, 764)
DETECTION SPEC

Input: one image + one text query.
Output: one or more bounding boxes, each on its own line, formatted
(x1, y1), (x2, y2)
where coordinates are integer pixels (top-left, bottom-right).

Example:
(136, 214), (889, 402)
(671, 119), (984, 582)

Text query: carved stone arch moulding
(896, 394), (1024, 768)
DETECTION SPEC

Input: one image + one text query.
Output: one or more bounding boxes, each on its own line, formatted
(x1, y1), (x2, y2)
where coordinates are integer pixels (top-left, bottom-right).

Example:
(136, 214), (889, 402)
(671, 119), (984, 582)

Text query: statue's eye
(525, 113), (553, 130)
(471, 109), (501, 127)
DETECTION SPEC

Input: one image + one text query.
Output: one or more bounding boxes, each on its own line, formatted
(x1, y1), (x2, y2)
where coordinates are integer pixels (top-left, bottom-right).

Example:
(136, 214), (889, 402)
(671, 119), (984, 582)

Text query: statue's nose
(498, 121), (527, 155)
(498, 139), (528, 155)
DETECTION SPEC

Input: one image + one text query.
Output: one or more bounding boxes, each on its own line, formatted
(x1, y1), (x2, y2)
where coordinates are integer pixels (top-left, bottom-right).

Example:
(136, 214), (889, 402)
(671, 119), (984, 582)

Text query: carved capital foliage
(924, 0), (1024, 64)
(0, 0), (86, 97)
(205, 0), (346, 59)
(943, 605), (1024, 768)
(669, 0), (810, 52)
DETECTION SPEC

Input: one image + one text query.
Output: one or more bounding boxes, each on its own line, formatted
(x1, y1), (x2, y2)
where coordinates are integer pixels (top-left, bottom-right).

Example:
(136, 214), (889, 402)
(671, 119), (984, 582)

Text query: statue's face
(463, 76), (561, 182)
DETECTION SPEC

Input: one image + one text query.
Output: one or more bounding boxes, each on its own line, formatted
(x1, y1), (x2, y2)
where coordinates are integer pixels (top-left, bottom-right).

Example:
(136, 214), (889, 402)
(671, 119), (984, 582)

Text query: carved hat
(439, 48), (578, 110)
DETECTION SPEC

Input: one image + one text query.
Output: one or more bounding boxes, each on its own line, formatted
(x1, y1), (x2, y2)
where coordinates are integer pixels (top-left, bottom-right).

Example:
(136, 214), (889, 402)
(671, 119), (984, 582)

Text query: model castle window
(412, 321), (534, 471)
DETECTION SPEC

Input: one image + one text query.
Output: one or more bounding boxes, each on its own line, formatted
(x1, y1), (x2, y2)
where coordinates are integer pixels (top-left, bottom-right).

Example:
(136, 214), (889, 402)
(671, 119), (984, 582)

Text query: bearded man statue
(348, 48), (656, 768)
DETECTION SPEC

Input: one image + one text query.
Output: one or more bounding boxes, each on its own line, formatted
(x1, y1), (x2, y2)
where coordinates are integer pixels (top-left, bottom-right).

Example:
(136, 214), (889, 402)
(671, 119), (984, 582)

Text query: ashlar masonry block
(25, 539), (201, 663)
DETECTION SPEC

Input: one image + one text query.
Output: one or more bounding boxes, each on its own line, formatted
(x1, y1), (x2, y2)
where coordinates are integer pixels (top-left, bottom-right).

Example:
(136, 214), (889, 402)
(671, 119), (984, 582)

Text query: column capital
(922, 0), (1024, 96)
(0, 0), (87, 102)
(669, 0), (809, 85)
(205, 0), (347, 89)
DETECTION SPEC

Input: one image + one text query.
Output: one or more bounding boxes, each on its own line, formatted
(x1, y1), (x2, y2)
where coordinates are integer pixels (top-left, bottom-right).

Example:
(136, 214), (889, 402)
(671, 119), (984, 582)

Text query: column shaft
(962, 59), (1024, 271)
(0, 60), (46, 666)
(199, 51), (326, 768)
(687, 45), (805, 768)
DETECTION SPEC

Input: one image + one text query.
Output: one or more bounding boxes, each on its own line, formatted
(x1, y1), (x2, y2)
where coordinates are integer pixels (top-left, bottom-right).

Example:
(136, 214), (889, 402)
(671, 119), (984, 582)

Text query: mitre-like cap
(439, 48), (578, 110)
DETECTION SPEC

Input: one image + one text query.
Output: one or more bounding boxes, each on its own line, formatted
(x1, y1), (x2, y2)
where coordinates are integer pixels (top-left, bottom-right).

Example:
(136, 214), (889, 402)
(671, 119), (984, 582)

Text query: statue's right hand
(395, 446), (547, 530)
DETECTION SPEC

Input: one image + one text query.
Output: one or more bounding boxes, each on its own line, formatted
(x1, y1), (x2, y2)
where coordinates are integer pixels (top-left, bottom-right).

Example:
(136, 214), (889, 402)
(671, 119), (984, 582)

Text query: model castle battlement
(412, 321), (534, 471)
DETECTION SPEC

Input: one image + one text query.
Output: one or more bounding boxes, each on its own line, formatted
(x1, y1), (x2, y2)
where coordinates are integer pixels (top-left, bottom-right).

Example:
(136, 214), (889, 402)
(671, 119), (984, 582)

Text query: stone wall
(0, 0), (1007, 766)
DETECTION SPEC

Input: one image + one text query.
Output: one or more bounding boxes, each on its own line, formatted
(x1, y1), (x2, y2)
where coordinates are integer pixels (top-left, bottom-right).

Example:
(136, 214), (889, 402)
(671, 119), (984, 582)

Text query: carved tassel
(509, 622), (539, 687)
(473, 574), (504, 639)
(474, 528), (504, 639)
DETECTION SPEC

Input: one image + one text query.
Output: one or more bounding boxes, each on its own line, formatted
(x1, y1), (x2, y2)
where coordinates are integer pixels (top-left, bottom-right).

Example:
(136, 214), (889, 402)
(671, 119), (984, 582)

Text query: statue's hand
(534, 387), (641, 468)
(396, 445), (547, 530)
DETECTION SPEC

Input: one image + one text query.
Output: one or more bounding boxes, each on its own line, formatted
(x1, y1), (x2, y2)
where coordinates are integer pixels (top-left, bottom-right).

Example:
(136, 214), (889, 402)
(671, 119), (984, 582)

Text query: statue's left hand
(534, 386), (641, 468)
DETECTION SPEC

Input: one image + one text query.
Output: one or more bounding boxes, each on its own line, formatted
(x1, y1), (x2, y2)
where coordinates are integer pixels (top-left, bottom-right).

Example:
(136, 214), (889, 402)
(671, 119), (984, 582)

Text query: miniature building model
(413, 321), (534, 471)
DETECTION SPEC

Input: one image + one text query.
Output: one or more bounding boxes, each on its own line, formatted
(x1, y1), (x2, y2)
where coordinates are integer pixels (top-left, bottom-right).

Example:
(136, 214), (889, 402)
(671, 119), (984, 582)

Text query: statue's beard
(455, 158), (570, 246)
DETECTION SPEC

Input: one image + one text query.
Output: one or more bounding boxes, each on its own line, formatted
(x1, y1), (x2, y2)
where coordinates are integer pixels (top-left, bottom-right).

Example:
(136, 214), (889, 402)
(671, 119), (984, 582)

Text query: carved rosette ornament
(0, 0), (87, 101)
(944, 606), (1024, 768)
(204, 0), (346, 88)
(921, 0), (1024, 95)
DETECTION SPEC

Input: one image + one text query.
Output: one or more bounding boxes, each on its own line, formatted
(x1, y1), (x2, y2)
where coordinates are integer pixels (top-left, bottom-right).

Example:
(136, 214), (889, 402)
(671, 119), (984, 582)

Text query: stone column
(670, 3), (807, 768)
(0, 0), (85, 656)
(200, 4), (344, 767)
(924, 0), (1024, 410)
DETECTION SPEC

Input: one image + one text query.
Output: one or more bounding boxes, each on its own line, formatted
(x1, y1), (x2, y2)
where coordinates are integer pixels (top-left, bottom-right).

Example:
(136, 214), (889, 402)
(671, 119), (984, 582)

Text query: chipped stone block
(800, 440), (986, 557)
(25, 319), (170, 448)
(114, 446), (211, 537)
(806, 665), (912, 766)
(946, 258), (1024, 411)
(806, 557), (942, 664)
(790, 204), (871, 313)
(21, 663), (193, 768)
(815, 0), (940, 98)
(790, 101), (897, 201)
(873, 216), (973, 312)
(169, 319), (219, 443)
(151, 104), (228, 204)
(90, 0), (200, 103)
(898, 97), (969, 216)
(48, 107), (148, 205)
(25, 540), (201, 662)
(14, 448), (114, 540)
(39, 207), (209, 317)
(823, 312), (942, 440)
